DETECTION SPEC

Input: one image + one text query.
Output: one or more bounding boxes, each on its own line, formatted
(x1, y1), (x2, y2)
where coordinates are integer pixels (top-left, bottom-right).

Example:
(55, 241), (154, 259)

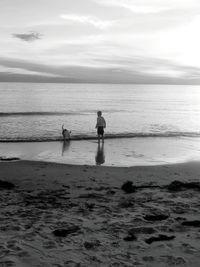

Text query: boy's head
(97, 110), (102, 117)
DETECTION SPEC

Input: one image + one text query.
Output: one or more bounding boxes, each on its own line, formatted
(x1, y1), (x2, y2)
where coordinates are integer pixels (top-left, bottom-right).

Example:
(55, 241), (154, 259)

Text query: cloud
(1, 56), (200, 84)
(60, 14), (113, 29)
(12, 31), (42, 42)
(91, 54), (200, 79)
(94, 0), (168, 13)
(0, 65), (60, 77)
(94, 0), (200, 14)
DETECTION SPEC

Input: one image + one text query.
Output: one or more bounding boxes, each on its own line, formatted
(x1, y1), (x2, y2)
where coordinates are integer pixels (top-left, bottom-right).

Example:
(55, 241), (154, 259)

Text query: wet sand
(0, 160), (200, 266)
(1, 136), (200, 167)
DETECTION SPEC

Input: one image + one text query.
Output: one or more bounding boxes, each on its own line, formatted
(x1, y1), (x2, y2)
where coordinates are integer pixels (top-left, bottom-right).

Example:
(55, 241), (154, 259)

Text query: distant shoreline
(0, 81), (200, 85)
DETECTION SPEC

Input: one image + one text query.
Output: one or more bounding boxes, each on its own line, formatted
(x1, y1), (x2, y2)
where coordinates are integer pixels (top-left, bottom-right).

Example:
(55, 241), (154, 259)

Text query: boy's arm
(103, 118), (106, 128)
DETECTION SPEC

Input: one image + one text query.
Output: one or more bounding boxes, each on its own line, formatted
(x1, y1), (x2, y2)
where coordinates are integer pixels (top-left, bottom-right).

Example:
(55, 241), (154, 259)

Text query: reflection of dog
(62, 139), (71, 156)
(62, 125), (71, 141)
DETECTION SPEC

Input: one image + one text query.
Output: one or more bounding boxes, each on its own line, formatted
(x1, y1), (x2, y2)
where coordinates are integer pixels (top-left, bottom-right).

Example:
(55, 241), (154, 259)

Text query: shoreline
(1, 160), (200, 266)
(1, 132), (200, 142)
(1, 159), (200, 185)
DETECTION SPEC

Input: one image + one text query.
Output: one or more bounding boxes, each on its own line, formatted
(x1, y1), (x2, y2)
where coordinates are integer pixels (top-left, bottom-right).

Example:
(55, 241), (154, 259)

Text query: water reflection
(62, 140), (71, 156)
(95, 142), (105, 165)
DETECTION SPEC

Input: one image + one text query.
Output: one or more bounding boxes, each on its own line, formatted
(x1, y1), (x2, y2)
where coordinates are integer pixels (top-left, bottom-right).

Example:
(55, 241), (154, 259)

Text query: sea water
(0, 83), (200, 141)
(1, 82), (200, 166)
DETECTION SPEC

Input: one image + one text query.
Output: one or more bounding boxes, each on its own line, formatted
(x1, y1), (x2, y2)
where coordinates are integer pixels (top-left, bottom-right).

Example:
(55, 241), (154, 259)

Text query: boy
(96, 111), (106, 142)
(62, 124), (71, 141)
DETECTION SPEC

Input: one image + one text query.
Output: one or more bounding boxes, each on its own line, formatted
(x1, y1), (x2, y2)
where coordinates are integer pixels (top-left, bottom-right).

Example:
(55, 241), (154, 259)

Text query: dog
(62, 124), (71, 141)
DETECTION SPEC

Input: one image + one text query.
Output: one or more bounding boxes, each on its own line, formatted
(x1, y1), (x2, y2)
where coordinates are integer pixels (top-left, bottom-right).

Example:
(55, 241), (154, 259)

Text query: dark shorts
(97, 126), (104, 136)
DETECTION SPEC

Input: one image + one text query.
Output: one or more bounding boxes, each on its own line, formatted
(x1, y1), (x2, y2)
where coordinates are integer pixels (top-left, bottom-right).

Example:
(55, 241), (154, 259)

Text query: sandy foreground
(0, 160), (200, 266)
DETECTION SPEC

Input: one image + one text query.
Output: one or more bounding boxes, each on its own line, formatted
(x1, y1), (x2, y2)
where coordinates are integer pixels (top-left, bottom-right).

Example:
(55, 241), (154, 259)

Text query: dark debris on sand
(144, 214), (169, 221)
(124, 232), (137, 241)
(121, 181), (137, 193)
(0, 180), (15, 190)
(124, 227), (156, 242)
(53, 226), (80, 237)
(182, 220), (200, 227)
(0, 157), (20, 161)
(121, 180), (200, 194)
(145, 234), (175, 244)
(84, 240), (101, 249)
(167, 180), (200, 192)
(129, 227), (156, 235)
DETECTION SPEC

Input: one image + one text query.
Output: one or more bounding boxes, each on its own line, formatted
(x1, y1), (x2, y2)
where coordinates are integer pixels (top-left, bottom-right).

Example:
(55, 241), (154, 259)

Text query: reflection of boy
(96, 111), (106, 142)
(95, 143), (105, 165)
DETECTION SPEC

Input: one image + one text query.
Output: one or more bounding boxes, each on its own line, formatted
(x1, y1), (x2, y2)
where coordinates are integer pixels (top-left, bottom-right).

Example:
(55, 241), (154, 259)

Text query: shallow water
(1, 137), (200, 166)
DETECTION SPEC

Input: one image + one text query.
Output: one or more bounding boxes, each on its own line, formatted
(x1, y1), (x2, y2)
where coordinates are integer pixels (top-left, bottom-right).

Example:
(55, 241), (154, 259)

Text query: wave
(0, 109), (129, 117)
(0, 111), (83, 117)
(1, 132), (200, 142)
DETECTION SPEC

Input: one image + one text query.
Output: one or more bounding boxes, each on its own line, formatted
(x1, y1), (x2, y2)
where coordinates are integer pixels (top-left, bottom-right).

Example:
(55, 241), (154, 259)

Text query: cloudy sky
(1, 0), (200, 83)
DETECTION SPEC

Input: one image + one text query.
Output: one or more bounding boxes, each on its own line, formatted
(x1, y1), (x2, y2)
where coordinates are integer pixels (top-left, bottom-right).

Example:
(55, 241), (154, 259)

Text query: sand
(0, 160), (200, 266)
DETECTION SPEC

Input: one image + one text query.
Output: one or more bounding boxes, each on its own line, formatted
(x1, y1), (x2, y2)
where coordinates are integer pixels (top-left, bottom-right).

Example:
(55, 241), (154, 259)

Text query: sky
(1, 0), (200, 83)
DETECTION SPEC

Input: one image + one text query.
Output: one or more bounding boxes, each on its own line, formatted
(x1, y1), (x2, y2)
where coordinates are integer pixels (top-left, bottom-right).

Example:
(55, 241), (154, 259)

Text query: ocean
(0, 82), (200, 142)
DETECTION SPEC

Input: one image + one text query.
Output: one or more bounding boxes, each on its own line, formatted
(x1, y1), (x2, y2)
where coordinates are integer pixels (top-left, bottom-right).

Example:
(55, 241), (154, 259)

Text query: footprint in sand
(160, 255), (186, 265)
(142, 256), (155, 262)
(43, 240), (57, 249)
(17, 250), (30, 257)
(6, 240), (29, 258)
(23, 233), (35, 242)
(6, 240), (22, 252)
(0, 246), (10, 258)
(0, 260), (15, 267)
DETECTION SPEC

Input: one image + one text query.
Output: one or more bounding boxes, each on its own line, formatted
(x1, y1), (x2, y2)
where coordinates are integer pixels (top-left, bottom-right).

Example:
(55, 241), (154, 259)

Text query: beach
(2, 0), (200, 264)
(1, 83), (200, 266)
(1, 160), (200, 266)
